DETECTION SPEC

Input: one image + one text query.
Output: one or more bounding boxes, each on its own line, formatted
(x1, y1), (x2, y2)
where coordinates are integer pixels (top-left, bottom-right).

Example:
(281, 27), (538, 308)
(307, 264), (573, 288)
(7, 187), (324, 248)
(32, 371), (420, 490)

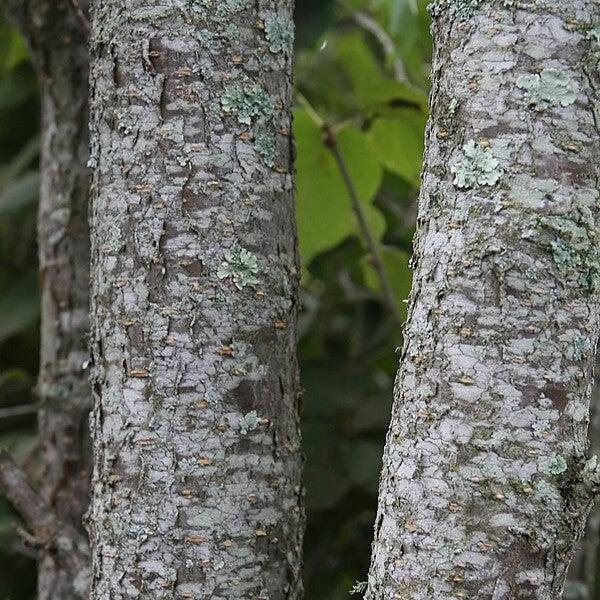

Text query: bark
(86, 2), (303, 599)
(365, 1), (600, 598)
(0, 449), (90, 593)
(566, 363), (600, 600)
(3, 1), (92, 598)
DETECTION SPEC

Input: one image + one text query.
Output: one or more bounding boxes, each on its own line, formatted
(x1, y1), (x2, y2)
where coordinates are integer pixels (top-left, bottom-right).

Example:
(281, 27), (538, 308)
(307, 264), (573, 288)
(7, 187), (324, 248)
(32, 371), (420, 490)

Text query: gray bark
(566, 363), (600, 600)
(365, 1), (600, 598)
(86, 1), (303, 599)
(4, 1), (92, 598)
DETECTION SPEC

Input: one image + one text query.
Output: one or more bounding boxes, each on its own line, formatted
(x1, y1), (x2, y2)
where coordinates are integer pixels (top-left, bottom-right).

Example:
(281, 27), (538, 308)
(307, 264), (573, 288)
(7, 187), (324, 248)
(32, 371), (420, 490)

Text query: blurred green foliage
(0, 11), (41, 599)
(0, 1), (431, 597)
(294, 1), (430, 596)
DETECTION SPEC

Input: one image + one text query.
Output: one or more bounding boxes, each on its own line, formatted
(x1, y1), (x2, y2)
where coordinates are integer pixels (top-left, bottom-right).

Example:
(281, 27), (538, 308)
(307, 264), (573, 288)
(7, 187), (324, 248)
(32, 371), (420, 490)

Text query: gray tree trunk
(86, 1), (303, 599)
(5, 1), (92, 598)
(365, 1), (600, 598)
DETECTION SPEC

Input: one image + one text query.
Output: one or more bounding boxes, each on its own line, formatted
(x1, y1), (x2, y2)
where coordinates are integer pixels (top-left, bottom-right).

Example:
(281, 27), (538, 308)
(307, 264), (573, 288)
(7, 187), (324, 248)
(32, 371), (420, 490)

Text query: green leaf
(295, 108), (385, 267)
(368, 109), (426, 186)
(6, 34), (28, 72)
(0, 171), (39, 215)
(361, 245), (412, 317)
(0, 27), (28, 75)
(0, 69), (38, 111)
(0, 272), (39, 343)
(334, 32), (428, 111)
(0, 137), (39, 189)
(296, 30), (428, 121)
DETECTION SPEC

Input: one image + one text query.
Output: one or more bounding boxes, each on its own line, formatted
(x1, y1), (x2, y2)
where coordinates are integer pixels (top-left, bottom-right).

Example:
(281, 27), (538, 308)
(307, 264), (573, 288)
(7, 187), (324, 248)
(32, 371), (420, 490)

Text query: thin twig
(296, 94), (404, 330)
(0, 448), (49, 530)
(0, 404), (38, 429)
(351, 10), (408, 84)
(67, 0), (91, 36)
(0, 447), (91, 587)
(297, 93), (324, 128)
(323, 125), (404, 331)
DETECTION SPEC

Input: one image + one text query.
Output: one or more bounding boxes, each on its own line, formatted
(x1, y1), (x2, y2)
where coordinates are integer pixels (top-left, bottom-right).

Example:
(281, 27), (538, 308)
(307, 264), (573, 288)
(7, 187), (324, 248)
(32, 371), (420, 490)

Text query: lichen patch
(451, 140), (502, 189)
(516, 68), (576, 110)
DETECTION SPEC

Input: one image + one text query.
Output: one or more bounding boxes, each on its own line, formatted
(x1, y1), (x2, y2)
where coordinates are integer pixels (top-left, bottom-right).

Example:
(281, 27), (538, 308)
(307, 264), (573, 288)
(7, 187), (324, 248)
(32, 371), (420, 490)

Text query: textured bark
(566, 365), (600, 600)
(86, 2), (303, 599)
(366, 1), (600, 598)
(4, 1), (92, 598)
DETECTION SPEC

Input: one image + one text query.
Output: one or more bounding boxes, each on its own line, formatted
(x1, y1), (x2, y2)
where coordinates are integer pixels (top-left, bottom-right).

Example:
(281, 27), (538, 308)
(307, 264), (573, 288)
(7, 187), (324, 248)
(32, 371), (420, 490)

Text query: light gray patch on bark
(87, 1), (303, 599)
(366, 1), (600, 598)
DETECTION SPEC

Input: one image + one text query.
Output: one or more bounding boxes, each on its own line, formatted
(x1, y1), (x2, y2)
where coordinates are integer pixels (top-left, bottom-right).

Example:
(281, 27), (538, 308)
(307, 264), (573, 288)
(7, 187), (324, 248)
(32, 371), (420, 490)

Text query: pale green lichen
(428, 0), (481, 20)
(254, 128), (277, 167)
(587, 25), (600, 44)
(525, 203), (600, 292)
(516, 69), (576, 110)
(451, 140), (502, 189)
(130, 6), (175, 20)
(217, 0), (249, 17)
(240, 410), (259, 435)
(217, 246), (260, 289)
(265, 15), (294, 53)
(205, 390), (218, 406)
(545, 455), (568, 476)
(195, 0), (250, 18)
(583, 455), (600, 489)
(448, 98), (460, 115)
(573, 336), (592, 361)
(533, 480), (562, 510)
(350, 581), (368, 595)
(221, 83), (272, 125)
(224, 23), (239, 38)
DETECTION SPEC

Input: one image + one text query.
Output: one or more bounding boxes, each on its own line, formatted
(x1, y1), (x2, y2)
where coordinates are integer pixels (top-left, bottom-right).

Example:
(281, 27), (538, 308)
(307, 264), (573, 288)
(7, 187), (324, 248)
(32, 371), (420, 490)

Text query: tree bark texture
(566, 362), (600, 600)
(86, 2), (303, 599)
(4, 1), (92, 598)
(366, 1), (600, 598)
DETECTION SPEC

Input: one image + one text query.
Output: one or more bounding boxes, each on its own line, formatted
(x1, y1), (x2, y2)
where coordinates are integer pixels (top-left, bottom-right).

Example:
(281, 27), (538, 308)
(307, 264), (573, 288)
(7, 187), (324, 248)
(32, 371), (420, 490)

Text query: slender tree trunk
(4, 1), (92, 598)
(366, 2), (600, 598)
(86, 1), (303, 598)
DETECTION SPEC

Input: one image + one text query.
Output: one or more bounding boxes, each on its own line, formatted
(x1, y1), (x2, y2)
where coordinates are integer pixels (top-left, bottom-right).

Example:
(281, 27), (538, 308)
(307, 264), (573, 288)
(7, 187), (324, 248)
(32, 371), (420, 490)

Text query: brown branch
(66, 0), (91, 35)
(0, 447), (91, 583)
(0, 404), (38, 430)
(350, 10), (408, 84)
(322, 124), (404, 332)
(0, 448), (50, 532)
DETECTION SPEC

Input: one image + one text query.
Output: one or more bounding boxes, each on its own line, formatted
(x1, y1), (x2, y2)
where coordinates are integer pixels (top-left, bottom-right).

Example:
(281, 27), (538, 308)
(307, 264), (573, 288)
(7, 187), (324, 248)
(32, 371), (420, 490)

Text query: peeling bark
(4, 1), (92, 598)
(86, 1), (303, 598)
(366, 1), (600, 598)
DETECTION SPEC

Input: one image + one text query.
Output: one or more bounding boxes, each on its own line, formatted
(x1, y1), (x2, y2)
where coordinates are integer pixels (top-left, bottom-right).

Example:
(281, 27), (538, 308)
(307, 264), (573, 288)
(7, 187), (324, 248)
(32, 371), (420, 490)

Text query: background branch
(297, 93), (404, 331)
(323, 124), (404, 331)
(66, 0), (90, 35)
(0, 448), (49, 532)
(0, 404), (38, 430)
(350, 10), (408, 83)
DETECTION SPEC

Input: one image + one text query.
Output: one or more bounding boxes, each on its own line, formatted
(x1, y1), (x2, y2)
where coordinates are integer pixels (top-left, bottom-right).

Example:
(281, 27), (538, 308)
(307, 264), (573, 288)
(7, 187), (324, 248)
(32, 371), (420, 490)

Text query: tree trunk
(365, 2), (600, 598)
(86, 2), (303, 598)
(5, 1), (92, 598)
